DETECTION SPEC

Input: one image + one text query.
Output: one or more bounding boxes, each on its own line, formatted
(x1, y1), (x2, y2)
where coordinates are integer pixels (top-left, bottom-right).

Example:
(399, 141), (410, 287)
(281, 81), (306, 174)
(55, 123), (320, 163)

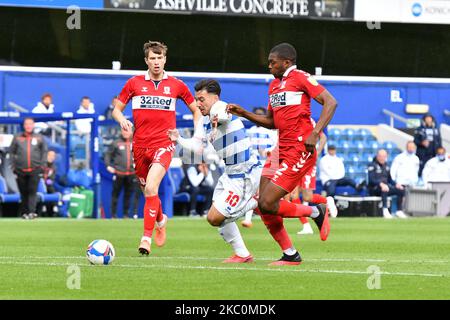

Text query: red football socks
(143, 195), (159, 237)
(260, 214), (293, 251)
(277, 199), (313, 218)
(253, 198), (312, 218)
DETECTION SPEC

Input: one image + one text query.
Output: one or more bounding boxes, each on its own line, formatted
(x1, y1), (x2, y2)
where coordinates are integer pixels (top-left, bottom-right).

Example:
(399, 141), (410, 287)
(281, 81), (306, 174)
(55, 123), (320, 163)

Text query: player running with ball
(168, 79), (261, 263)
(113, 41), (201, 255)
(169, 79), (330, 264)
(227, 43), (338, 265)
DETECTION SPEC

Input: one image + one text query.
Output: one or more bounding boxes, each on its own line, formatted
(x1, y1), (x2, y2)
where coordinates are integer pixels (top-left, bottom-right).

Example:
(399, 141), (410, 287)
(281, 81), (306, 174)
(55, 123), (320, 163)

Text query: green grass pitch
(0, 216), (449, 299)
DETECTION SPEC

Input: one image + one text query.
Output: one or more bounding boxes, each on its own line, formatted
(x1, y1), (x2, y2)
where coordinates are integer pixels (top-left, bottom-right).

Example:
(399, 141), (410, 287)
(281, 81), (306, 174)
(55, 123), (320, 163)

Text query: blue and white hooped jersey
(246, 125), (277, 160)
(203, 115), (250, 163)
(199, 112), (258, 174)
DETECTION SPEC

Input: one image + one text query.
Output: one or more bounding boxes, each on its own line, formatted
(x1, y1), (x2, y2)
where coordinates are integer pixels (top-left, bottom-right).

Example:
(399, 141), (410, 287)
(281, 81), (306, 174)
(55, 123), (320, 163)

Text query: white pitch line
(0, 260), (445, 278)
(1, 255), (450, 265)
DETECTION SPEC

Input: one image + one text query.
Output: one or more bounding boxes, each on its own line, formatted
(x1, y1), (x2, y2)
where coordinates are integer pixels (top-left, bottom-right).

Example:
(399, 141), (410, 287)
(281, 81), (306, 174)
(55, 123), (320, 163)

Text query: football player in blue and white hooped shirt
(168, 79), (261, 263)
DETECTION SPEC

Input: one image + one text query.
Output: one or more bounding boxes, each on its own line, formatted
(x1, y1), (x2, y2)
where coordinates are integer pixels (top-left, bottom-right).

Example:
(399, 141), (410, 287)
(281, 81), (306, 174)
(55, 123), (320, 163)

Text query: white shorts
(213, 166), (262, 222)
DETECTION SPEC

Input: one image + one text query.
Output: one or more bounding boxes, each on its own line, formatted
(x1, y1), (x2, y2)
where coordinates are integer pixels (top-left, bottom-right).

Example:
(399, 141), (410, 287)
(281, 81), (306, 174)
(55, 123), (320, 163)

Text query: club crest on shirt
(163, 86), (171, 95)
(142, 87), (148, 93)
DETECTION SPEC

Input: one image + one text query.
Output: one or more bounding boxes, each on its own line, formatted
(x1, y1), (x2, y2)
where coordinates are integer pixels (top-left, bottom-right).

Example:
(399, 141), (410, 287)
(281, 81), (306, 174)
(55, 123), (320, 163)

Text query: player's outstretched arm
(168, 122), (205, 155)
(226, 103), (275, 129)
(305, 89), (337, 153)
(112, 100), (133, 132)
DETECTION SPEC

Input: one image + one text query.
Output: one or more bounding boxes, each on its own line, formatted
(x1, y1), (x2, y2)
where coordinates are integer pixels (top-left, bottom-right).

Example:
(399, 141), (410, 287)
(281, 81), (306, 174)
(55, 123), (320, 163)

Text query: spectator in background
(105, 128), (136, 219)
(32, 93), (55, 135)
(9, 118), (47, 219)
(104, 96), (119, 120)
(319, 145), (362, 197)
(414, 114), (442, 176)
(42, 150), (59, 217)
(75, 96), (96, 134)
(246, 107), (277, 160)
(390, 141), (420, 187)
(102, 96), (121, 140)
(180, 162), (214, 217)
(368, 149), (407, 219)
(422, 146), (450, 186)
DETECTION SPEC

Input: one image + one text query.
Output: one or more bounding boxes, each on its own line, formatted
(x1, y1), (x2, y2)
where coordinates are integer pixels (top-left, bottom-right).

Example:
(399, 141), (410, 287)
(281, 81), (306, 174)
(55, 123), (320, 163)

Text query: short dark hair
(41, 93), (52, 100)
(194, 79), (221, 96)
(143, 41), (168, 58)
(270, 43), (297, 63)
(253, 107), (266, 114)
(328, 145), (336, 150)
(437, 146), (446, 153)
(81, 96), (90, 101)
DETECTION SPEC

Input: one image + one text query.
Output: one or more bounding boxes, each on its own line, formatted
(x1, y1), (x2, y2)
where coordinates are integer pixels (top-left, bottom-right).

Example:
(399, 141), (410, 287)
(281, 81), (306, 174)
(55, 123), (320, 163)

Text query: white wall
(440, 124), (450, 152)
(377, 124), (414, 151)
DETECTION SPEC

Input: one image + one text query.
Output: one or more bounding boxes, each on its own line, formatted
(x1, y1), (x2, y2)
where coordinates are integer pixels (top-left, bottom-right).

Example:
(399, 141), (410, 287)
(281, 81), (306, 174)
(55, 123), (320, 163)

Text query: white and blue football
(86, 239), (115, 265)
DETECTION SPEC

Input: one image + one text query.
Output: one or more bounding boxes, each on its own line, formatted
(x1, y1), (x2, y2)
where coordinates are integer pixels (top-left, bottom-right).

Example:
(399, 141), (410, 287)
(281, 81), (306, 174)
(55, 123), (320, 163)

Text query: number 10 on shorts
(225, 191), (240, 207)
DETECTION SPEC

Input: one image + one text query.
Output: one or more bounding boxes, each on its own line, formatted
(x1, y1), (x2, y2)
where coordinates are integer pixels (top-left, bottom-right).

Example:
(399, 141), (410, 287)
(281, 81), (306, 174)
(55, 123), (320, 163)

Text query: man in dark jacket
(368, 149), (406, 219)
(42, 150), (58, 217)
(9, 118), (48, 219)
(414, 114), (442, 176)
(105, 128), (140, 218)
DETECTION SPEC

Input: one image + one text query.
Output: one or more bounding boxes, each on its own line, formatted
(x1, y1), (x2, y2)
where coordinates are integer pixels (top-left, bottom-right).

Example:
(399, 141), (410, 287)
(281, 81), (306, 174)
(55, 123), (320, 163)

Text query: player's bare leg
(207, 205), (254, 263)
(295, 188), (314, 235)
(139, 163), (167, 255)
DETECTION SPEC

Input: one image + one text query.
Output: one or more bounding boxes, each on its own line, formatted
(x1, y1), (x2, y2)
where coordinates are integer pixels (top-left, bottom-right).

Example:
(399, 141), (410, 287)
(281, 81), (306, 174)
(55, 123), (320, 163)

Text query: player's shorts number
(225, 191), (240, 207)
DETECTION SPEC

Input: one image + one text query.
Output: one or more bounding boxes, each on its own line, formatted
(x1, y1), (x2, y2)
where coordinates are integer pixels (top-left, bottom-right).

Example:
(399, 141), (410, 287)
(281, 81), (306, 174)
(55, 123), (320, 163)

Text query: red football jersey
(118, 72), (194, 147)
(267, 66), (325, 148)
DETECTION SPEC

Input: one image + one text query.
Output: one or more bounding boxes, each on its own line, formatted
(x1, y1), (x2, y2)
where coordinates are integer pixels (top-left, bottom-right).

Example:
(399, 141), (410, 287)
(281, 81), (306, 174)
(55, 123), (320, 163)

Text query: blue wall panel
(1, 70), (449, 126)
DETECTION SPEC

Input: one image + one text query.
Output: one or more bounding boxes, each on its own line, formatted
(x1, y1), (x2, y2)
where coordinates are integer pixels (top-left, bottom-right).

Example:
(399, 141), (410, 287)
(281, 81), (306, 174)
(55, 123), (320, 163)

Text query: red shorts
(298, 165), (317, 190)
(262, 144), (317, 193)
(133, 143), (175, 186)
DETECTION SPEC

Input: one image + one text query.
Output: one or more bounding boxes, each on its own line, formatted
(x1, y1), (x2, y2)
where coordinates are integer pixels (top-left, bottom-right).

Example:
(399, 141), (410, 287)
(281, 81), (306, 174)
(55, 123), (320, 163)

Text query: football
(86, 239), (115, 265)
(209, 100), (231, 123)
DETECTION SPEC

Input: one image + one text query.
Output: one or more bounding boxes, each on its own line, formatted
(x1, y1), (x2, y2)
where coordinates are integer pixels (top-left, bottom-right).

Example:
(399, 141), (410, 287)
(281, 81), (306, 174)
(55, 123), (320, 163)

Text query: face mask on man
(438, 154), (446, 162)
(407, 150), (415, 155)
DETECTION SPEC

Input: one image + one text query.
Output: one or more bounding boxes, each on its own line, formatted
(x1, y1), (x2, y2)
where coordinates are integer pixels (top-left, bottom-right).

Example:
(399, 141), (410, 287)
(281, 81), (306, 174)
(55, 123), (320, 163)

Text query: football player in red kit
(113, 41), (201, 255)
(227, 43), (338, 265)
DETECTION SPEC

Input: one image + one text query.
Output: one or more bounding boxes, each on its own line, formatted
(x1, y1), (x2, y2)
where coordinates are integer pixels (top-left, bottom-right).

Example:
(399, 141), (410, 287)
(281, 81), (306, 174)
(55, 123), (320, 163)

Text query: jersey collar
(282, 65), (297, 78)
(145, 70), (169, 81)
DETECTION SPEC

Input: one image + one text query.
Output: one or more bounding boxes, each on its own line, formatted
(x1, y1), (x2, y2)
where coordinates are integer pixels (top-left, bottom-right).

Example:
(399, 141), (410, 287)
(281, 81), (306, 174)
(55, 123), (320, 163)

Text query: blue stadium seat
(382, 141), (397, 152)
(336, 141), (351, 155)
(343, 128), (356, 141)
(355, 128), (374, 141)
(348, 153), (362, 166)
(0, 176), (20, 203)
(350, 141), (365, 153)
(362, 152), (375, 164)
(346, 165), (356, 177)
(368, 141), (380, 152)
(167, 167), (207, 204)
(328, 128), (342, 140)
(37, 179), (62, 203)
(167, 167), (190, 203)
